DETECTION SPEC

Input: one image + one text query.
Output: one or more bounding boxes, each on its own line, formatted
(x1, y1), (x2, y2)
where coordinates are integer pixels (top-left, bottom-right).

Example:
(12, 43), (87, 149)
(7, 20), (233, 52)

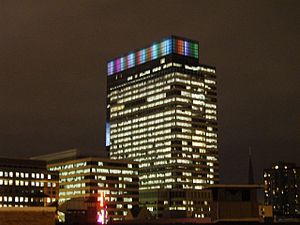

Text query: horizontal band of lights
(107, 37), (199, 75)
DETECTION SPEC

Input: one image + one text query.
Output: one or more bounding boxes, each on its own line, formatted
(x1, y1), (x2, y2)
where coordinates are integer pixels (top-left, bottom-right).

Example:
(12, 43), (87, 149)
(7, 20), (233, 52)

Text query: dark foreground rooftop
(58, 221), (300, 225)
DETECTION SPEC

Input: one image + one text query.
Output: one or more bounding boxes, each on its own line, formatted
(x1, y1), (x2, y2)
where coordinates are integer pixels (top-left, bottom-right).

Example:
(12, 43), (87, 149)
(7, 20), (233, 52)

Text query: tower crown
(107, 36), (199, 76)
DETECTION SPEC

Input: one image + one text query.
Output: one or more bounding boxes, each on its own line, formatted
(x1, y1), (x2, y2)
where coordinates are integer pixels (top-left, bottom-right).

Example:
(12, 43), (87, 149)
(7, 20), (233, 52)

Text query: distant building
(264, 162), (300, 220)
(33, 149), (139, 222)
(106, 36), (218, 217)
(204, 184), (262, 222)
(0, 157), (58, 207)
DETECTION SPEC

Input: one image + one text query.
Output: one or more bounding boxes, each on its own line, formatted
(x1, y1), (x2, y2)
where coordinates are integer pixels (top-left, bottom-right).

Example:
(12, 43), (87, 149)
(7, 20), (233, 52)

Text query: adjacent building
(106, 36), (218, 217)
(264, 162), (300, 220)
(0, 157), (58, 207)
(205, 184), (262, 222)
(138, 188), (212, 219)
(33, 149), (139, 222)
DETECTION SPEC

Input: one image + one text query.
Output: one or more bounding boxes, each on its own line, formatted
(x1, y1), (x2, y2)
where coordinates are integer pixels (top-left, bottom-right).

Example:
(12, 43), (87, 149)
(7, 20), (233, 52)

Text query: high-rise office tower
(264, 162), (300, 220)
(106, 36), (218, 217)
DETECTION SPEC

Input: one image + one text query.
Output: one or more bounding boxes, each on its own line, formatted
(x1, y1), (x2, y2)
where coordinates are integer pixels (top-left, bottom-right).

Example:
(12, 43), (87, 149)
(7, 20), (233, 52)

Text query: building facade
(33, 149), (139, 222)
(264, 162), (300, 219)
(0, 157), (58, 207)
(106, 36), (219, 217)
(205, 184), (262, 222)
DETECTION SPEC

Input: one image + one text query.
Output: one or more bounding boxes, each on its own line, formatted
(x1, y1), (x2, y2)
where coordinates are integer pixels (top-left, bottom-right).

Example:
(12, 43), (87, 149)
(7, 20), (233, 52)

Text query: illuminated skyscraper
(106, 36), (218, 217)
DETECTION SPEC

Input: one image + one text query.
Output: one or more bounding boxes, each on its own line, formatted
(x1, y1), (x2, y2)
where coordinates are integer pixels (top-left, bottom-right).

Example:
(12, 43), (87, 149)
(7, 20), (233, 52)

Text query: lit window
(124, 198), (132, 202)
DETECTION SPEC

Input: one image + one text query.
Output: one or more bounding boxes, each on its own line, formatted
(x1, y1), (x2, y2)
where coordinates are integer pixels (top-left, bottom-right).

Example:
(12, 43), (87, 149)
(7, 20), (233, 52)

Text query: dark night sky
(0, 0), (299, 184)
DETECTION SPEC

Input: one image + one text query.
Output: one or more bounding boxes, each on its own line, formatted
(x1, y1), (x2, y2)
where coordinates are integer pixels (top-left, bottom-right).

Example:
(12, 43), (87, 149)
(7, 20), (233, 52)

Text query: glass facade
(107, 36), (218, 218)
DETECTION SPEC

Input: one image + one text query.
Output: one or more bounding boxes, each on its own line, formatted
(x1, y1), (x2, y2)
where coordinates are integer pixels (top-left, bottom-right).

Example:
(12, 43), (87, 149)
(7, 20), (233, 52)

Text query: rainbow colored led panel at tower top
(107, 36), (199, 76)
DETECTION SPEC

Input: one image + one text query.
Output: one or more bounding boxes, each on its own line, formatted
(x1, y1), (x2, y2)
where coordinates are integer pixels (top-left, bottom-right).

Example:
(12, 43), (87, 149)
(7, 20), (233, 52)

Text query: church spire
(248, 147), (254, 184)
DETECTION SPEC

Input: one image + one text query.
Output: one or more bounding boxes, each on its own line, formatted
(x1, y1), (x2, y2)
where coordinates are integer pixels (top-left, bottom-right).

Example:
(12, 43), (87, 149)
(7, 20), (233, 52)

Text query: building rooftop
(31, 148), (108, 163)
(107, 35), (199, 76)
(270, 161), (297, 169)
(31, 148), (137, 165)
(204, 184), (264, 190)
(0, 157), (46, 169)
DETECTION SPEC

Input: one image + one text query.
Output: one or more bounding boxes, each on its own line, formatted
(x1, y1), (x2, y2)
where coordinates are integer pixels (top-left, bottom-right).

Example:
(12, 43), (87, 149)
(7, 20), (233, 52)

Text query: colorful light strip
(107, 37), (199, 75)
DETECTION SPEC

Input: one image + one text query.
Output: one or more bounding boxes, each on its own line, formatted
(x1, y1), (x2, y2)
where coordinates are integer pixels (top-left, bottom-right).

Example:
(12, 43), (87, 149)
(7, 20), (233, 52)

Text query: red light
(97, 191), (107, 224)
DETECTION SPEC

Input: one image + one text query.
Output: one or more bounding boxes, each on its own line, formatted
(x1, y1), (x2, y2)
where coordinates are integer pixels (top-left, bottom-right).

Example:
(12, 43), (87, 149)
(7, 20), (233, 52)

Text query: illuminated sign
(107, 36), (199, 75)
(97, 191), (107, 224)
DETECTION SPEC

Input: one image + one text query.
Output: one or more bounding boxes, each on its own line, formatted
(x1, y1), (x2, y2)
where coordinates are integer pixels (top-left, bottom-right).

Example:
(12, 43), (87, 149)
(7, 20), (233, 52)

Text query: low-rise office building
(33, 149), (139, 223)
(0, 157), (59, 207)
(139, 189), (211, 219)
